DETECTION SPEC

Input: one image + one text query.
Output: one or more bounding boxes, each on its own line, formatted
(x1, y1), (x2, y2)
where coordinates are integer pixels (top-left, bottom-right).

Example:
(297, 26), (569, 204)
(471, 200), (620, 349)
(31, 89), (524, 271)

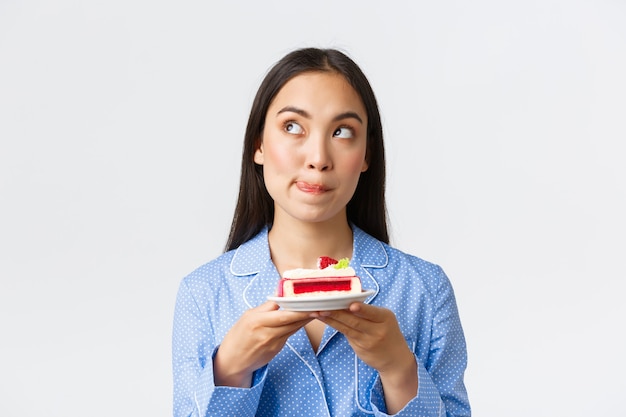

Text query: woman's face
(254, 71), (369, 227)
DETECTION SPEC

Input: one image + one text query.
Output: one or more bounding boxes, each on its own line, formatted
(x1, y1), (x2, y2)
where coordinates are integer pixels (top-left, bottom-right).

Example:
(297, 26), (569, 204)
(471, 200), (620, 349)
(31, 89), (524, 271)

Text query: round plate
(267, 289), (376, 311)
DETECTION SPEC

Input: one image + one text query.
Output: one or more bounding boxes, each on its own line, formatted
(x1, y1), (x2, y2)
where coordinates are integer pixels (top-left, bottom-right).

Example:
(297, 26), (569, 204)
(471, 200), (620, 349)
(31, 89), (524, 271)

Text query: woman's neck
(268, 217), (354, 274)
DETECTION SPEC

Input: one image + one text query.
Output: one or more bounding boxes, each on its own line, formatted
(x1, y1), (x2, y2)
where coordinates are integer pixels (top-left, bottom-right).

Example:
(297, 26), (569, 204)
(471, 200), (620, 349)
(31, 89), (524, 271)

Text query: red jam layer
(293, 279), (352, 294)
(278, 276), (357, 296)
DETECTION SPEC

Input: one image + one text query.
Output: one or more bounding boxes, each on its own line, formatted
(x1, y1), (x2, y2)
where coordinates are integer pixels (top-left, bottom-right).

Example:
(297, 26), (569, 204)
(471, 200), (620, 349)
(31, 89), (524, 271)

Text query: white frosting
(283, 265), (356, 279)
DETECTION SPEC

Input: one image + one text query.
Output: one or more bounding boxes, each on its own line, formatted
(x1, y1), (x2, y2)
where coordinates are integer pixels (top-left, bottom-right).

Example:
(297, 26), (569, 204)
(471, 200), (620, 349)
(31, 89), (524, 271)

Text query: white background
(1, 0), (625, 415)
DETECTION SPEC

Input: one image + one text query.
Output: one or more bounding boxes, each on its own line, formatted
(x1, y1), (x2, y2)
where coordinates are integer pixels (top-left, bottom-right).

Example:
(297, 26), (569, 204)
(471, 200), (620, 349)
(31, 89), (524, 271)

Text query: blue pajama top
(172, 226), (470, 416)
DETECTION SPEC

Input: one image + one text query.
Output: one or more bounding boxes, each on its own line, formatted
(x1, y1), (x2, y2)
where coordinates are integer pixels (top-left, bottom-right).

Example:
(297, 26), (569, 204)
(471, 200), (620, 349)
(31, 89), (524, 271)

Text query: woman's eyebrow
(277, 106), (363, 124)
(332, 111), (363, 124)
(277, 106), (310, 118)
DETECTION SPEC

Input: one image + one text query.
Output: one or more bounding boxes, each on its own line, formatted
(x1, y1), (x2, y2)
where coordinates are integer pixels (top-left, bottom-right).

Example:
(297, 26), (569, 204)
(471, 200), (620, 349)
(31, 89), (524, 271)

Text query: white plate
(267, 290), (376, 312)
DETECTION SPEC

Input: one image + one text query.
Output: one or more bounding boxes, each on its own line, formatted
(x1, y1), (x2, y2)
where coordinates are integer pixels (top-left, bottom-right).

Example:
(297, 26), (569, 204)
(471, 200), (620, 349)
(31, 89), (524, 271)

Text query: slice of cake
(278, 257), (362, 297)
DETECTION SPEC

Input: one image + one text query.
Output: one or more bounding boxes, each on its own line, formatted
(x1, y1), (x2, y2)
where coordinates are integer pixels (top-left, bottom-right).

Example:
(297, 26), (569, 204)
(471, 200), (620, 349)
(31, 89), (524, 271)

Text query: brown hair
(225, 48), (388, 251)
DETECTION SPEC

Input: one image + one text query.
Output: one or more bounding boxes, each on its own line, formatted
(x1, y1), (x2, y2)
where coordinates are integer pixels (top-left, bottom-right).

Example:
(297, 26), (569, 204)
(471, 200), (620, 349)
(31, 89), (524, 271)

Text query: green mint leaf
(333, 258), (350, 269)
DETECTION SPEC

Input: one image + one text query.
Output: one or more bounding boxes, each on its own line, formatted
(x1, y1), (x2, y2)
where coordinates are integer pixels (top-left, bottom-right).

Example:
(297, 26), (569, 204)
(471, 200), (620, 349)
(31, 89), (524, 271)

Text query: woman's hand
(314, 303), (418, 414)
(214, 301), (313, 388)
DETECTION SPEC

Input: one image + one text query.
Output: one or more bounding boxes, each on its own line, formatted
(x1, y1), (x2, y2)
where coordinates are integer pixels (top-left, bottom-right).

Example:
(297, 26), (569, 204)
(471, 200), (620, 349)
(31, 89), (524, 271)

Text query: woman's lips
(296, 181), (328, 194)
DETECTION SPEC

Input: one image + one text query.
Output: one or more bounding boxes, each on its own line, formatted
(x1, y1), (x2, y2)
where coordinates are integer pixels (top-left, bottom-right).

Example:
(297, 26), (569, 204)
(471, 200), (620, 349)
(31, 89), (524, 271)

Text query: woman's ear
(361, 148), (369, 172)
(254, 141), (264, 165)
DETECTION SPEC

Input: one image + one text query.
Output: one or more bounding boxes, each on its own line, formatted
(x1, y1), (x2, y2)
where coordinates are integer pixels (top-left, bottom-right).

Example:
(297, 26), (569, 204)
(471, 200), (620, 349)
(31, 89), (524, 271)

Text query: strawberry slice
(317, 256), (338, 269)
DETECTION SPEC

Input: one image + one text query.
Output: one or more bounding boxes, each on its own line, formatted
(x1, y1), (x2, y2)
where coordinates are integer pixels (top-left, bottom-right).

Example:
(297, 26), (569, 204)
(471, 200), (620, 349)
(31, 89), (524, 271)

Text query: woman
(172, 48), (470, 416)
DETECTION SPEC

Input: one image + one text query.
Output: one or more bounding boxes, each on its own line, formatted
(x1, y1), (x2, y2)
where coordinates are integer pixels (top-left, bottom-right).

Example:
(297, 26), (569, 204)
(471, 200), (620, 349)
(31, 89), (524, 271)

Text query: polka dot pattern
(172, 226), (470, 416)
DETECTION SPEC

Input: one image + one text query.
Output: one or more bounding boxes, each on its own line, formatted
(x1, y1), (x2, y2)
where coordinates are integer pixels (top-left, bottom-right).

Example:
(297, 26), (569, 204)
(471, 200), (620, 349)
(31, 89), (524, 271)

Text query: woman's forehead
(267, 72), (367, 120)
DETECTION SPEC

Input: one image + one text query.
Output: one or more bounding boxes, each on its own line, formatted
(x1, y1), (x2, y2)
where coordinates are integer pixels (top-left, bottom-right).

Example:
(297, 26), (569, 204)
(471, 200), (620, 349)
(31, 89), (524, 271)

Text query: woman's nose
(305, 134), (332, 171)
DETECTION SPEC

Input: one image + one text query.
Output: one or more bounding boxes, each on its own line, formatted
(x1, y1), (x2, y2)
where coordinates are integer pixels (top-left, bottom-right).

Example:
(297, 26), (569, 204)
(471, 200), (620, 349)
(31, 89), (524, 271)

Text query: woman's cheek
(344, 151), (368, 175)
(272, 144), (300, 172)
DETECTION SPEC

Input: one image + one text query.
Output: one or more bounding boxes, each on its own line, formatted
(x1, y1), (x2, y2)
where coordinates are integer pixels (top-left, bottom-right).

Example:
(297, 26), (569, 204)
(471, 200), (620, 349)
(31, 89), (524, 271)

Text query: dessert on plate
(277, 257), (362, 297)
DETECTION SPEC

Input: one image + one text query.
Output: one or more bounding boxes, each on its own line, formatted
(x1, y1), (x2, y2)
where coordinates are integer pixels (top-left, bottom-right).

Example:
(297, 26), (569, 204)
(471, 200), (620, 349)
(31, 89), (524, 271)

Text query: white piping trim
(358, 239), (388, 269)
(354, 353), (375, 415)
(360, 267), (381, 302)
(230, 246), (261, 277)
(194, 391), (201, 416)
(242, 273), (258, 309)
(287, 343), (332, 417)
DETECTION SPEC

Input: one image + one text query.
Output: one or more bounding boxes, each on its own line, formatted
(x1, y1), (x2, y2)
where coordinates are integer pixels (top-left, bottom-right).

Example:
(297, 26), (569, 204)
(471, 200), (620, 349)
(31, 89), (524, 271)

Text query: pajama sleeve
(172, 279), (267, 417)
(369, 266), (470, 417)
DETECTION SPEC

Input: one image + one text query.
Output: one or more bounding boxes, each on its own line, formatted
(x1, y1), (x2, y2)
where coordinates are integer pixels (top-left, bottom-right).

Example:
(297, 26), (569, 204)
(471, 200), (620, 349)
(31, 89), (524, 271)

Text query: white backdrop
(1, 0), (625, 415)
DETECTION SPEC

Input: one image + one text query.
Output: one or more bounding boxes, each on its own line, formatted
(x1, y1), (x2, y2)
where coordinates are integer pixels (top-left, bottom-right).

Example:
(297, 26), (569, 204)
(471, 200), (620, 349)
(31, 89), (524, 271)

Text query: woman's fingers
(347, 302), (387, 321)
(316, 303), (386, 334)
(315, 304), (412, 373)
(214, 303), (314, 387)
(253, 301), (314, 333)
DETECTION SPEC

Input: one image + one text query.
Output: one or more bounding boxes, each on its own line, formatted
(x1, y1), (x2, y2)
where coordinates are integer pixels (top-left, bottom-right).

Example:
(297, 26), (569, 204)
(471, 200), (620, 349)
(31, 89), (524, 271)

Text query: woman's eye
(333, 126), (354, 139)
(284, 121), (303, 135)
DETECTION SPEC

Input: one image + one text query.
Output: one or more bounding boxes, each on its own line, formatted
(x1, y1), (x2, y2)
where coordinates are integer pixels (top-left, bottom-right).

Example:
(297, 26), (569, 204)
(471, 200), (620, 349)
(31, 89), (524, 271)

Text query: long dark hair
(225, 48), (388, 251)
